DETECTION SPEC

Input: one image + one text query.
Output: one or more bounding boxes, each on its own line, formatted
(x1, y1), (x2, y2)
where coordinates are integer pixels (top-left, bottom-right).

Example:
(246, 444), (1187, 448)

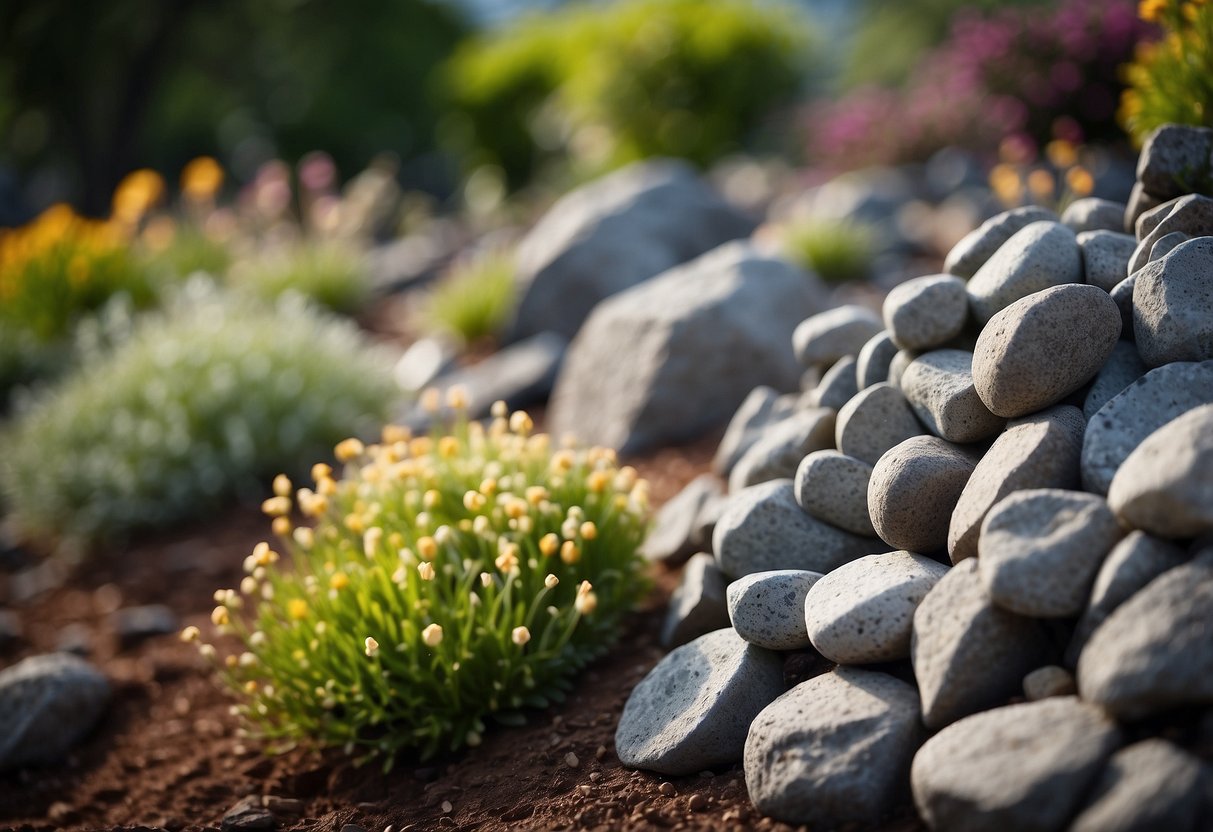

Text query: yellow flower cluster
(0, 205), (128, 303)
(988, 138), (1095, 213)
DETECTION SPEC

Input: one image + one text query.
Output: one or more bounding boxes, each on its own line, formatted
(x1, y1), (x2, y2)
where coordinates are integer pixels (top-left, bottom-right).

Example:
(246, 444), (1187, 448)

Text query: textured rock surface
(713, 386), (783, 476)
(856, 330), (899, 389)
(1128, 193), (1213, 275)
(745, 669), (925, 826)
(1081, 360), (1213, 494)
(728, 408), (836, 492)
(1069, 740), (1210, 832)
(713, 479), (881, 578)
(727, 569), (822, 650)
(793, 305), (883, 369)
(661, 553), (732, 649)
(911, 697), (1122, 832)
(1133, 236), (1213, 367)
(0, 653), (111, 770)
(835, 383), (925, 466)
(511, 159), (756, 341)
(901, 350), (1005, 443)
(1077, 557), (1213, 719)
(1077, 229), (1136, 291)
(1083, 341), (1148, 421)
(883, 274), (969, 351)
(1022, 666), (1076, 701)
(794, 450), (876, 537)
(944, 206), (1058, 279)
(868, 436), (978, 554)
(912, 560), (1057, 729)
(1135, 123), (1213, 201)
(806, 355), (860, 411)
(966, 221), (1082, 324)
(1110, 273), (1137, 340)
(615, 628), (784, 775)
(640, 474), (725, 565)
(549, 242), (828, 454)
(806, 550), (950, 664)
(1063, 198), (1128, 234)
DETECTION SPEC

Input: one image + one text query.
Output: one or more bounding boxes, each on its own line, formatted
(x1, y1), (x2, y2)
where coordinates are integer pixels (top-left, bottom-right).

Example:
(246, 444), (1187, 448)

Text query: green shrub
(141, 223), (233, 281)
(1121, 0), (1213, 146)
(442, 0), (809, 187)
(780, 218), (875, 284)
(192, 397), (650, 763)
(423, 249), (517, 344)
(227, 240), (371, 315)
(1, 280), (397, 546)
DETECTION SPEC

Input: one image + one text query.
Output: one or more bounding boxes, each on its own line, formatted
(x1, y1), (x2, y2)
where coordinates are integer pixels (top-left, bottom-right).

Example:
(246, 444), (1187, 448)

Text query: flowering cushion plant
(193, 393), (650, 764)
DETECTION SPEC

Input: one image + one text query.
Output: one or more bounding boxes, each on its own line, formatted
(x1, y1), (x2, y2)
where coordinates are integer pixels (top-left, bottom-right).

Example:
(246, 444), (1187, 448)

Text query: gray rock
(835, 382), (925, 466)
(948, 405), (1085, 563)
(1063, 198), (1128, 234)
(713, 386), (781, 476)
(972, 284), (1121, 419)
(911, 560), (1057, 729)
(807, 355), (859, 410)
(967, 221), (1082, 324)
(887, 349), (917, 389)
(884, 274), (969, 352)
(1078, 558), (1213, 718)
(1081, 360), (1213, 494)
(1077, 230), (1136, 291)
(1023, 666), (1076, 701)
(1070, 740), (1210, 832)
(1148, 230), (1192, 262)
(793, 305), (883, 369)
(911, 697), (1122, 832)
(510, 159), (757, 342)
(1128, 194), (1213, 274)
(1108, 403), (1213, 538)
(856, 330), (899, 389)
(0, 653), (111, 769)
(1125, 182), (1164, 235)
(109, 604), (179, 648)
(1110, 274), (1137, 341)
(728, 408), (836, 492)
(979, 489), (1123, 618)
(1065, 531), (1189, 666)
(868, 436), (978, 554)
(615, 628), (785, 775)
(640, 475), (725, 565)
(1135, 123), (1213, 202)
(221, 795), (277, 831)
(400, 332), (566, 429)
(944, 206), (1058, 279)
(549, 242), (827, 454)
(806, 550), (949, 664)
(794, 450), (876, 537)
(713, 479), (881, 579)
(901, 350), (1005, 443)
(1083, 341), (1148, 421)
(661, 553), (732, 649)
(1134, 237), (1213, 367)
(727, 569), (823, 650)
(745, 669), (925, 826)
(392, 336), (458, 394)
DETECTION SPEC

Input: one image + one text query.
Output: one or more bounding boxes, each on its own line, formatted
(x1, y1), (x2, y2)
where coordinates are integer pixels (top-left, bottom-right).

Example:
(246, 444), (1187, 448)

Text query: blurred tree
(0, 0), (465, 216)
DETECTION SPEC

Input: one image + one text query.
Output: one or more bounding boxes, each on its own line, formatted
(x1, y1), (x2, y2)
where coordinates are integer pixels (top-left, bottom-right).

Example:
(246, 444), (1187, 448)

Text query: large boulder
(549, 242), (829, 453)
(509, 159), (757, 342)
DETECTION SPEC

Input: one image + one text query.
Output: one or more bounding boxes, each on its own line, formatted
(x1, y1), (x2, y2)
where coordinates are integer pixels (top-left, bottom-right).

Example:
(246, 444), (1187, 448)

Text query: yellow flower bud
(539, 533), (559, 557)
(335, 437), (365, 462)
(579, 521), (598, 540)
(288, 598), (308, 620)
(382, 424), (411, 445)
(180, 625), (201, 643)
(511, 626), (531, 646)
(480, 572), (493, 588)
(560, 540), (581, 565)
(240, 575), (258, 595)
(418, 562), (436, 581)
(261, 496), (291, 517)
(544, 574), (559, 589)
(424, 489), (442, 509)
(587, 470), (610, 493)
(363, 527), (383, 559)
(421, 387), (442, 414)
(330, 572), (349, 591)
(422, 623), (444, 647)
(509, 411), (533, 435)
(446, 384), (470, 411)
(271, 516), (292, 537)
(211, 606), (230, 627)
(417, 536), (438, 561)
(575, 590), (598, 615)
(463, 490), (486, 511)
(479, 478), (498, 496)
(293, 527), (315, 549)
(272, 474), (292, 497)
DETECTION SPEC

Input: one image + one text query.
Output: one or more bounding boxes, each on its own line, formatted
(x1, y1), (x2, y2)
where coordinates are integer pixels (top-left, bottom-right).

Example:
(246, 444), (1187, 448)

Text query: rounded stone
(855, 330), (899, 389)
(1133, 237), (1213, 367)
(794, 450), (876, 537)
(808, 355), (859, 411)
(727, 569), (823, 650)
(1023, 665), (1076, 701)
(944, 206), (1058, 279)
(793, 305), (883, 369)
(966, 220), (1082, 324)
(0, 653), (112, 770)
(972, 284), (1121, 419)
(805, 550), (950, 664)
(1076, 229), (1135, 291)
(883, 274), (969, 351)
(1063, 198), (1128, 234)
(834, 383), (925, 466)
(868, 436), (978, 553)
(1083, 341), (1147, 422)
(887, 349), (917, 390)
(900, 350), (1005, 443)
(1109, 274), (1136, 341)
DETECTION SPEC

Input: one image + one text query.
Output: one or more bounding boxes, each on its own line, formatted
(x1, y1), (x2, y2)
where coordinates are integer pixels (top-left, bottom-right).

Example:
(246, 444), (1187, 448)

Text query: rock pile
(619, 124), (1213, 830)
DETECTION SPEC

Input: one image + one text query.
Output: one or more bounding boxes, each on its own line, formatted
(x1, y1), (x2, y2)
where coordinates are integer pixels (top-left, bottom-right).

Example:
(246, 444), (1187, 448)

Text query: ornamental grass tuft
(196, 394), (650, 764)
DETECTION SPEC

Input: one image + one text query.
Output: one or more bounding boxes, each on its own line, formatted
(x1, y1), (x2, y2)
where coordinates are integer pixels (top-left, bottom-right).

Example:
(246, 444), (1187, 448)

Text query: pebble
(1135, 123), (1213, 201)
(911, 697), (1122, 832)
(807, 355), (860, 411)
(966, 220), (1082, 324)
(221, 796), (276, 831)
(978, 489), (1124, 618)
(911, 560), (1057, 729)
(1076, 230), (1136, 291)
(1109, 273), (1137, 340)
(688, 794), (708, 811)
(972, 283), (1121, 418)
(728, 408), (836, 492)
(727, 569), (823, 650)
(1022, 665), (1076, 701)
(1133, 236), (1213, 366)
(1065, 531), (1188, 667)
(835, 382), (925, 466)
(615, 628), (784, 776)
(1062, 197), (1127, 234)
(885, 348), (916, 389)
(1081, 360), (1213, 494)
(1082, 341), (1147, 422)
(1128, 193), (1213, 274)
(805, 551), (949, 664)
(110, 604), (180, 648)
(882, 274), (969, 351)
(713, 386), (783, 476)
(792, 305), (883, 369)
(1125, 182), (1164, 233)
(0, 653), (111, 770)
(744, 669), (925, 827)
(564, 752), (579, 769)
(640, 474), (725, 566)
(1077, 557), (1213, 719)
(1069, 740), (1210, 832)
(712, 479), (881, 578)
(868, 435), (978, 553)
(658, 782), (676, 797)
(793, 450), (876, 537)
(900, 350), (1005, 443)
(944, 206), (1058, 279)
(855, 330), (899, 389)
(661, 553), (732, 649)
(1147, 229), (1191, 263)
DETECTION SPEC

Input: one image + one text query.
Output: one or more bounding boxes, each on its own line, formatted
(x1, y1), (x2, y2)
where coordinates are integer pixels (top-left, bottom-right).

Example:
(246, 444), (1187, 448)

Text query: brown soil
(0, 433), (923, 832)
